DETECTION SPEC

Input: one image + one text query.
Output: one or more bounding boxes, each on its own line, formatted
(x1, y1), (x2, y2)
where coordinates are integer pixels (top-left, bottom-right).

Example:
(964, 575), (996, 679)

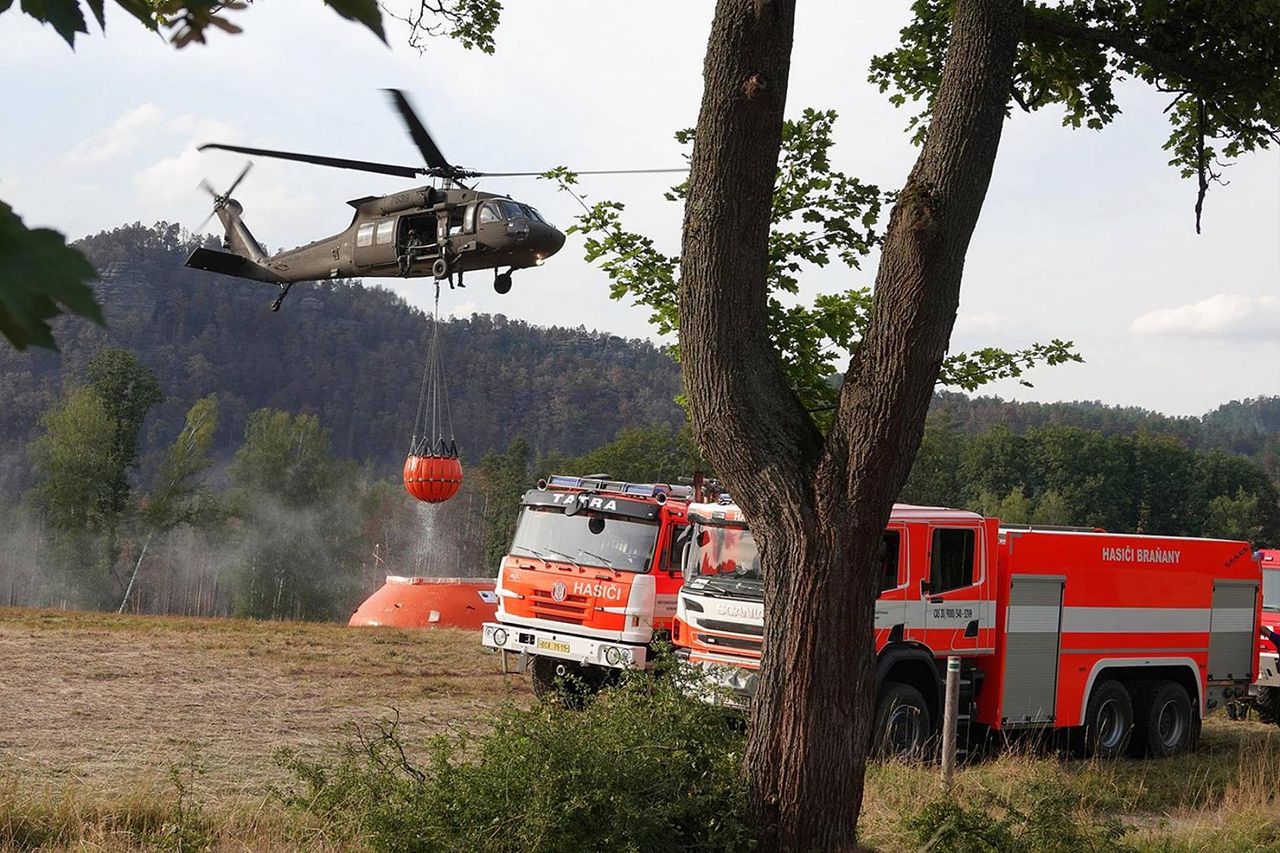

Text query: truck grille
(531, 589), (589, 625)
(697, 633), (762, 653)
(700, 618), (763, 636)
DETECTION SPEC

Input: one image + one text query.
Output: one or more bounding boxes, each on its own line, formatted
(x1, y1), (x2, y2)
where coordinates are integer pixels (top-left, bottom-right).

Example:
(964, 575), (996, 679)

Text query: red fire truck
(674, 501), (1261, 758)
(1251, 549), (1280, 724)
(481, 474), (691, 694)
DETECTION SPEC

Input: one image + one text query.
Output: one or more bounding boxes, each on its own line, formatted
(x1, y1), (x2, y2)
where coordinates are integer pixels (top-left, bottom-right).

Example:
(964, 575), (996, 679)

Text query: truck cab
(481, 474), (690, 695)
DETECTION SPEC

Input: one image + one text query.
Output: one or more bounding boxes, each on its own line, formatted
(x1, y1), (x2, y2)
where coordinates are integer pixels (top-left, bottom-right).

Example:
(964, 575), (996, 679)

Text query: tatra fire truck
(674, 501), (1261, 759)
(481, 474), (692, 694)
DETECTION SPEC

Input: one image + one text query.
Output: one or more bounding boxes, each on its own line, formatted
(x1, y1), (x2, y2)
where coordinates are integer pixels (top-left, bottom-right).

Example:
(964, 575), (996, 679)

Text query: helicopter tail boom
(184, 247), (285, 285)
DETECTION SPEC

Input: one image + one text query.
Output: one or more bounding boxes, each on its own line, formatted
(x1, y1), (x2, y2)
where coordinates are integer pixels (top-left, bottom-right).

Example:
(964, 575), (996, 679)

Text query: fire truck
(674, 501), (1261, 759)
(481, 474), (692, 695)
(1251, 549), (1280, 724)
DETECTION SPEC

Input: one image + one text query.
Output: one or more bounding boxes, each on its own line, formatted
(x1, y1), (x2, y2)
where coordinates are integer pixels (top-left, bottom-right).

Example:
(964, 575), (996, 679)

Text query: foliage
(869, 0), (1280, 231)
(144, 394), (220, 531)
(0, 223), (684, 479)
(87, 347), (164, 520)
(545, 109), (1081, 415)
(899, 417), (1280, 544)
(0, 201), (102, 351)
(0, 0), (509, 50)
(1, 0), (384, 47)
(906, 781), (1131, 853)
(279, 663), (752, 853)
(28, 388), (119, 535)
(544, 423), (707, 486)
(476, 437), (532, 573)
(229, 409), (362, 620)
(230, 409), (344, 508)
(388, 0), (503, 54)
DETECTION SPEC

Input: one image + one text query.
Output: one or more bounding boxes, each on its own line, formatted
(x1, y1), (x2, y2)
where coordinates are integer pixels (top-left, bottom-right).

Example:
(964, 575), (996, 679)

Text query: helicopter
(185, 89), (682, 310)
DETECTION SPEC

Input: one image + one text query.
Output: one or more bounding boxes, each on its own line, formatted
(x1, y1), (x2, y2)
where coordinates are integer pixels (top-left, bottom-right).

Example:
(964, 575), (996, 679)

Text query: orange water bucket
(349, 576), (497, 629)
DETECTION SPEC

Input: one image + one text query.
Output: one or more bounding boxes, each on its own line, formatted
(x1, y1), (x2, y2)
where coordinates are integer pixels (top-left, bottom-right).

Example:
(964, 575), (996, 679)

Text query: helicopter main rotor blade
(474, 168), (690, 177)
(198, 143), (425, 179)
(223, 161), (253, 198)
(383, 89), (452, 172)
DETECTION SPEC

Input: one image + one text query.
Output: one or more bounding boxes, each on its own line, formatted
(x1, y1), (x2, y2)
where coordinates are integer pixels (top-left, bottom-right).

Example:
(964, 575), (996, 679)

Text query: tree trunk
(679, 0), (1022, 848)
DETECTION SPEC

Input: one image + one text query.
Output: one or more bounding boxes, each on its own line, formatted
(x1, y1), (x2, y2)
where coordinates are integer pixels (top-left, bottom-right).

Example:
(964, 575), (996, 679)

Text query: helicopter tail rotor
(195, 161), (253, 233)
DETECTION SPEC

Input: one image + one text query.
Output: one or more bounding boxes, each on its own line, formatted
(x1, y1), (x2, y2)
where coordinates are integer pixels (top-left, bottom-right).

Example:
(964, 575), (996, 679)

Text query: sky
(1, 2), (1277, 417)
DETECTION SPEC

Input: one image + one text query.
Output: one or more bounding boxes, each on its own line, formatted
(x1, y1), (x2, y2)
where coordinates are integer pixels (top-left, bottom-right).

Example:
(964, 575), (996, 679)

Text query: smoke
(0, 464), (492, 620)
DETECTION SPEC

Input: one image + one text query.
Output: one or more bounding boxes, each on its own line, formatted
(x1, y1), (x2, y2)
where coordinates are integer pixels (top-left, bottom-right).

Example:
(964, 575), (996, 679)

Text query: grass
(1, 608), (1278, 850)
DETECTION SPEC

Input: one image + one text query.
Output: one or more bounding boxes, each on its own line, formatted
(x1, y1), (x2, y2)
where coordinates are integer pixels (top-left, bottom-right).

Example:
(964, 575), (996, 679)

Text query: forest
(0, 223), (1277, 622)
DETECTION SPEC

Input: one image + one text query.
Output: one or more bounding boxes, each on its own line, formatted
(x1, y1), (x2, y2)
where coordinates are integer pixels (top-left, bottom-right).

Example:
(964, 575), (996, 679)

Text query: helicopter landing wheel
(432, 257), (451, 280)
(494, 271), (513, 295)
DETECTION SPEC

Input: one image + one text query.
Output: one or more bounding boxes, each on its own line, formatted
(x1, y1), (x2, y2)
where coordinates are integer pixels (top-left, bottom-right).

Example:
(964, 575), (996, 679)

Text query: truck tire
(1257, 686), (1280, 726)
(529, 656), (602, 708)
(872, 682), (932, 761)
(1131, 680), (1193, 758)
(1080, 679), (1133, 759)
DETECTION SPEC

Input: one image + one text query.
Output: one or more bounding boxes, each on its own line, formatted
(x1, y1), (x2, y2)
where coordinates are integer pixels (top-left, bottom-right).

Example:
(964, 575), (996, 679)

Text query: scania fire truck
(674, 501), (1261, 759)
(481, 475), (692, 694)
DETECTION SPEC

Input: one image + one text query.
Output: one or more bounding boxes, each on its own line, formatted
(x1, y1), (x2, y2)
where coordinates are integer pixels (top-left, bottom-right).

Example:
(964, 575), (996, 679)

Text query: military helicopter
(185, 89), (681, 310)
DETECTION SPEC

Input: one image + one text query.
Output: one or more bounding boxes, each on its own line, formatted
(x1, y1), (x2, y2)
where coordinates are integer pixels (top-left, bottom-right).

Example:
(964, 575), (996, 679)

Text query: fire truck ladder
(952, 663), (981, 763)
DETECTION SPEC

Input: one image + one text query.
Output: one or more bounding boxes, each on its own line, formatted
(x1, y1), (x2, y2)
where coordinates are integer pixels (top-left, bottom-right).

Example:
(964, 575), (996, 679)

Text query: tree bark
(679, 0), (1023, 849)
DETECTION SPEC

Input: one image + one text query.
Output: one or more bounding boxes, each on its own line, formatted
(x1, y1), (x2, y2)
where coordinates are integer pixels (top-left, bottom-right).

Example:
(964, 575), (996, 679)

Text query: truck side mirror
(920, 578), (931, 596)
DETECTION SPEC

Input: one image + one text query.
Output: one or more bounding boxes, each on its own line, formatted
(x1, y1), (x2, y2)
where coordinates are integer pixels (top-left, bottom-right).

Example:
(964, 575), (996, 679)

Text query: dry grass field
(0, 608), (525, 850)
(2, 608), (1279, 851)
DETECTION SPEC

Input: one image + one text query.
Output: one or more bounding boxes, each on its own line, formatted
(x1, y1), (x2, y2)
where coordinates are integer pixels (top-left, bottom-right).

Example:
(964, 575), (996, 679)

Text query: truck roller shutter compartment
(1001, 575), (1065, 726)
(1208, 580), (1258, 682)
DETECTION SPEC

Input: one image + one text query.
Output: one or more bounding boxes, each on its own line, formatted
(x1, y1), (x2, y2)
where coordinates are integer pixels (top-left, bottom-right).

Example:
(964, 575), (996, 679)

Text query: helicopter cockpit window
(498, 200), (525, 220)
(448, 206), (468, 236)
(375, 220), (395, 245)
(356, 222), (375, 248)
(522, 205), (546, 223)
(463, 204), (476, 233)
(479, 202), (501, 224)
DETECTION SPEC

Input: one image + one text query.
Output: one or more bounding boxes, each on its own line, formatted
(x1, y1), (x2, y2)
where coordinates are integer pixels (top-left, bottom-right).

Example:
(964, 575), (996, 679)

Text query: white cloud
(62, 103), (164, 166)
(953, 310), (1008, 334)
(1129, 293), (1280, 339)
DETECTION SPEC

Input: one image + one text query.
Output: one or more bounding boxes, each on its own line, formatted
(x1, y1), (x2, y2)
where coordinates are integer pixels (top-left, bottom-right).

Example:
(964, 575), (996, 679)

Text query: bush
(279, 658), (752, 852)
(907, 781), (1131, 853)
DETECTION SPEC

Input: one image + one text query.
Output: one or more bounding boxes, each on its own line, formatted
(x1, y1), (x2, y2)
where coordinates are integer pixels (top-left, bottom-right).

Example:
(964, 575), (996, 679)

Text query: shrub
(907, 781), (1132, 853)
(279, 658), (752, 852)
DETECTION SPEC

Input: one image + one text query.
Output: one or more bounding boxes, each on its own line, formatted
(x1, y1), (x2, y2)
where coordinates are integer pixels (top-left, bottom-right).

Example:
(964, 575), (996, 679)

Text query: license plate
(537, 638), (570, 654)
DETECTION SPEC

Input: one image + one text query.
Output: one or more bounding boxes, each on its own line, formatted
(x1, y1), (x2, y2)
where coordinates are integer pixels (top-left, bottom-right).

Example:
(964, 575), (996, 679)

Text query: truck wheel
(529, 657), (601, 708)
(1131, 680), (1193, 758)
(872, 682), (932, 761)
(1081, 679), (1133, 759)
(530, 655), (559, 700)
(1257, 686), (1279, 726)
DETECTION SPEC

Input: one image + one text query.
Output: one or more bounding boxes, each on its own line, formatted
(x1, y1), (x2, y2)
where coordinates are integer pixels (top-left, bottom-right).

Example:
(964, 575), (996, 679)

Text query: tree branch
(1021, 5), (1199, 86)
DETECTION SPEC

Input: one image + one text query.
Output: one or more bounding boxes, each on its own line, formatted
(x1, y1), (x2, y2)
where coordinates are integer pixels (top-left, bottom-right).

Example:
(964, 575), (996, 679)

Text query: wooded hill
(0, 222), (1275, 486)
(0, 223), (684, 485)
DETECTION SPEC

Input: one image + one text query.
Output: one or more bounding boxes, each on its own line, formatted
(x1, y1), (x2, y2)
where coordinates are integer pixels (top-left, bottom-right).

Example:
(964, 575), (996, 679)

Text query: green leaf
(324, 0), (385, 43)
(0, 200), (104, 351)
(19, 0), (89, 46)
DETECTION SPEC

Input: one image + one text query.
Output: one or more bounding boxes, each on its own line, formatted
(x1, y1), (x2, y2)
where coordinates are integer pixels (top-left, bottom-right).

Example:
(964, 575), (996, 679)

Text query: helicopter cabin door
(353, 216), (400, 270)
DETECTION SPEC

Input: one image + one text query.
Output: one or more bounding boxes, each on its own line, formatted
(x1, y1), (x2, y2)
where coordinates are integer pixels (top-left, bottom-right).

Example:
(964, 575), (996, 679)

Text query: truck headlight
(605, 646), (622, 666)
(492, 627), (508, 646)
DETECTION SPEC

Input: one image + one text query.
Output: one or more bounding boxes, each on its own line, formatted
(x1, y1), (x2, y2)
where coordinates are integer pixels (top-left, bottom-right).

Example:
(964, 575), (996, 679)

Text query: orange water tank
(403, 453), (463, 503)
(349, 576), (496, 630)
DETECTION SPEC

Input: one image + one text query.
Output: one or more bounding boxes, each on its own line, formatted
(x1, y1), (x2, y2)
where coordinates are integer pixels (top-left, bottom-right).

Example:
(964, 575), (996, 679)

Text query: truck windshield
(1265, 569), (1280, 611)
(687, 524), (761, 580)
(510, 507), (658, 573)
